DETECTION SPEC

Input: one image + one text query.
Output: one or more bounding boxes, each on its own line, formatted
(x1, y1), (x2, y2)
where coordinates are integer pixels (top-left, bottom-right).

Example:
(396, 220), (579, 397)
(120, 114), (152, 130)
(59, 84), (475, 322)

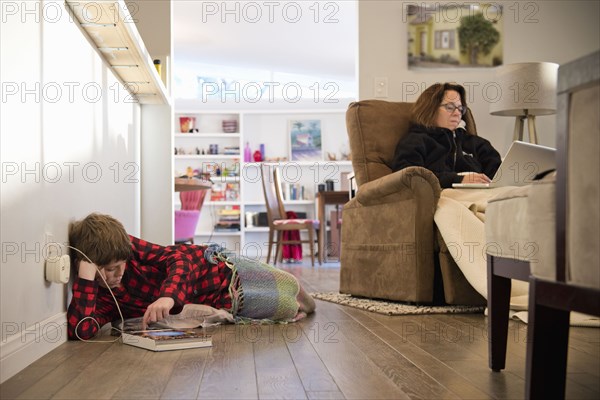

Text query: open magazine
(115, 303), (234, 332)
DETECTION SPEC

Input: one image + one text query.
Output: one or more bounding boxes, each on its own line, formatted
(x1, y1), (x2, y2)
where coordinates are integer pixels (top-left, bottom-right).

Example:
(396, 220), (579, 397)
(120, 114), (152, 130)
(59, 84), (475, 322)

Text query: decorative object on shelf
(153, 59), (161, 76)
(289, 120), (322, 161)
(221, 119), (238, 133)
(327, 152), (337, 161)
(209, 144), (219, 154)
(253, 150), (263, 162)
(489, 62), (558, 144)
(325, 180), (335, 191)
(260, 143), (266, 160)
(245, 212), (255, 228)
(244, 142), (252, 162)
(180, 117), (196, 133)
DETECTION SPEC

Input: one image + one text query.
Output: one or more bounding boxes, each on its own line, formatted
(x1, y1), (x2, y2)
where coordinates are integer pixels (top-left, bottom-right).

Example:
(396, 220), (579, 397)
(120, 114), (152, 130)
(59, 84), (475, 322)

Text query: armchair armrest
(340, 166), (442, 303)
(350, 166), (442, 208)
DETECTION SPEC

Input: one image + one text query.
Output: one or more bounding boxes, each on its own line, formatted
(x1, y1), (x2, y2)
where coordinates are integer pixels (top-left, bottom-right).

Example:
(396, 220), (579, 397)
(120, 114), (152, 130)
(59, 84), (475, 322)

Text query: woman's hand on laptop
(460, 172), (491, 184)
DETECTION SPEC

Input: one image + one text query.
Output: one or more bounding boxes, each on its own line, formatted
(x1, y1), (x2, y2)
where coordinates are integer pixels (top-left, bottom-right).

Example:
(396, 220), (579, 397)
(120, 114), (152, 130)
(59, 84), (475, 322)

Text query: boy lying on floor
(67, 213), (316, 340)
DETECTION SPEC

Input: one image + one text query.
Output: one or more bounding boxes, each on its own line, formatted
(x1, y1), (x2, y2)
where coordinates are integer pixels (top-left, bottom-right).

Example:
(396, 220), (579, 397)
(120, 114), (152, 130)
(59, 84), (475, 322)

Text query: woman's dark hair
(411, 83), (467, 128)
(68, 213), (132, 268)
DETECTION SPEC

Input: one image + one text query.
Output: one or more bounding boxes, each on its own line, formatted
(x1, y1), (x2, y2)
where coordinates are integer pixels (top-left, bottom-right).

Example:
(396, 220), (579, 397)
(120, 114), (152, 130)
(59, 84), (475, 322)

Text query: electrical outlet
(45, 254), (70, 284)
(44, 231), (69, 283)
(374, 77), (389, 98)
(44, 232), (58, 259)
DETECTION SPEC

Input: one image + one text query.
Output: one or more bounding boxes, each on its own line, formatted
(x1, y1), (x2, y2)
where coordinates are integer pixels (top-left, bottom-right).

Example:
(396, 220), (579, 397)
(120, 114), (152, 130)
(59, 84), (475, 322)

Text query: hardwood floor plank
(310, 299), (356, 323)
(286, 320), (342, 393)
(51, 342), (149, 399)
(341, 308), (491, 400)
(365, 312), (525, 399)
(253, 325), (307, 399)
(332, 313), (460, 399)
(370, 313), (483, 362)
(159, 346), (209, 399)
(302, 306), (411, 400)
(306, 390), (346, 400)
(1, 341), (99, 400)
(112, 348), (183, 399)
(15, 342), (112, 400)
(445, 359), (524, 400)
(567, 372), (600, 394)
(195, 325), (258, 399)
(420, 313), (529, 398)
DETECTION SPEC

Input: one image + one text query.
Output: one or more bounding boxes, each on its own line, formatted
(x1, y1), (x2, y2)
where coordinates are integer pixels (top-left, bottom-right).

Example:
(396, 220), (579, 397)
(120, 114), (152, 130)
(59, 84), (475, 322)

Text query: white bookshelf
(173, 109), (352, 257)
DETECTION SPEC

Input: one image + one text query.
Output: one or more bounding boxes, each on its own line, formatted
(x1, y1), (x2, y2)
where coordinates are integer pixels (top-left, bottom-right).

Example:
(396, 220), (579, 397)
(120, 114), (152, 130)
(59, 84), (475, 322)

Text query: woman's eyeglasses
(440, 103), (467, 116)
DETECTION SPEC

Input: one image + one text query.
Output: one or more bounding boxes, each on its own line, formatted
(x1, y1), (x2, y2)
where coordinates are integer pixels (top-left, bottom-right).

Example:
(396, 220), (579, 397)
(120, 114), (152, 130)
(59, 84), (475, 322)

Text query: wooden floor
(2, 262), (599, 400)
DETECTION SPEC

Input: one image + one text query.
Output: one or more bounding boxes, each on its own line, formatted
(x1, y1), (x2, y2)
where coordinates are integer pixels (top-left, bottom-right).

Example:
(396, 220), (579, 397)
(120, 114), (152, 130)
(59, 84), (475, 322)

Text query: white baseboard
(0, 312), (68, 384)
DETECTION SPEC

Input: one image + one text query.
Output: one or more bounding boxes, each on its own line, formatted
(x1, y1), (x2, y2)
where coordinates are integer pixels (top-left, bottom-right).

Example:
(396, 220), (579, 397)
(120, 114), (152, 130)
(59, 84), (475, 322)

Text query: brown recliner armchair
(340, 100), (485, 305)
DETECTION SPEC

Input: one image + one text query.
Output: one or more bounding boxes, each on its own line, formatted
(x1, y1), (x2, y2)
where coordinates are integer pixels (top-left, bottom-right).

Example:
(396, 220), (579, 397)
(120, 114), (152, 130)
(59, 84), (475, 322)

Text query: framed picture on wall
(289, 119), (322, 161)
(406, 2), (504, 69)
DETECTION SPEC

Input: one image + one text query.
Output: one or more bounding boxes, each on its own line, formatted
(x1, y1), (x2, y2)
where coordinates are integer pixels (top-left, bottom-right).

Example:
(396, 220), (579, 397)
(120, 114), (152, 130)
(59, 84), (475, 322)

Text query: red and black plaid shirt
(67, 236), (233, 340)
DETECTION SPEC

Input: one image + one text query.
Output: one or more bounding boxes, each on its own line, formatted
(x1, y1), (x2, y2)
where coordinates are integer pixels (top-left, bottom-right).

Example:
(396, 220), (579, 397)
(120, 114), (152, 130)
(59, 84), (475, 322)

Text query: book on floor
(122, 329), (212, 352)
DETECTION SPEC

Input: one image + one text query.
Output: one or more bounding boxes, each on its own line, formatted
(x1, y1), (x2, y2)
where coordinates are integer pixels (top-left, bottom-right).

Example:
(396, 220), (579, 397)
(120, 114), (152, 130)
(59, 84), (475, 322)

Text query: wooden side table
(316, 191), (349, 264)
(174, 177), (212, 192)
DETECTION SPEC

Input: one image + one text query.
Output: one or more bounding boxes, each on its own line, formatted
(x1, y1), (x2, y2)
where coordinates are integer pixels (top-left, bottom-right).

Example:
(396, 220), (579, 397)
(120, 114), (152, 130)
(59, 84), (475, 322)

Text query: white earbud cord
(66, 245), (125, 343)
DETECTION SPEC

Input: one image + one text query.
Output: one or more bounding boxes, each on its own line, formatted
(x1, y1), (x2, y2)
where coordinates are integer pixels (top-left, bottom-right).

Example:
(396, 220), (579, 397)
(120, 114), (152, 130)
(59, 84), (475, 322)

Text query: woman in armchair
(391, 82), (528, 307)
(392, 82), (501, 187)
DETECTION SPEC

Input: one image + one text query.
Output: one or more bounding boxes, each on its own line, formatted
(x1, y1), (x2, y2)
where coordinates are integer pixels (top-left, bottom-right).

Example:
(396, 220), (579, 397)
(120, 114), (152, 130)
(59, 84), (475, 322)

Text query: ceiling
(172, 1), (358, 81)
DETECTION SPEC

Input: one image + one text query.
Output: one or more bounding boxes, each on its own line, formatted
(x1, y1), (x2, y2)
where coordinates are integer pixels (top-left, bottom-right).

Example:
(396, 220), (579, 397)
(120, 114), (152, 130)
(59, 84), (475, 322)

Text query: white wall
(358, 0), (600, 153)
(131, 0), (174, 246)
(0, 1), (141, 382)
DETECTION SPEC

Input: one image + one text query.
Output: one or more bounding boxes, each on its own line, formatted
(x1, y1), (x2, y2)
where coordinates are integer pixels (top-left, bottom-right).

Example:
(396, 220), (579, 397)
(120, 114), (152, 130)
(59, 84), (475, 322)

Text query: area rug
(311, 292), (485, 316)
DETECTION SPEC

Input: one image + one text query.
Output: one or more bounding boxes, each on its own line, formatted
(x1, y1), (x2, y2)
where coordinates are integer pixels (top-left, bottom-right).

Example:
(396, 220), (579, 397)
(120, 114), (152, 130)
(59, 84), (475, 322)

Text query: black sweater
(391, 124), (501, 188)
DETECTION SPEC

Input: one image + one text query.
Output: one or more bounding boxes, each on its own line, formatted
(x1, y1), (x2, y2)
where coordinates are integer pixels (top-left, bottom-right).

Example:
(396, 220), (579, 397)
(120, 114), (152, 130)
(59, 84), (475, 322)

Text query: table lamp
(489, 62), (559, 144)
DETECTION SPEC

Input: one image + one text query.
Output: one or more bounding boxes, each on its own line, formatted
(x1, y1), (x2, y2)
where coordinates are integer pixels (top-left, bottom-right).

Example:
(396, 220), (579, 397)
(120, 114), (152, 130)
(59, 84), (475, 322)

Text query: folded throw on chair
(282, 211), (302, 261)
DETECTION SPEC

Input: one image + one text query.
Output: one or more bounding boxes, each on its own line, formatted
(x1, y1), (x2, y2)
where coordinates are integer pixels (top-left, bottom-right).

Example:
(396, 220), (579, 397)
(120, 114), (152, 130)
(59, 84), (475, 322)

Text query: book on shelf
(214, 223), (241, 231)
(223, 146), (240, 155)
(214, 206), (241, 231)
(283, 183), (306, 201)
(210, 182), (240, 202)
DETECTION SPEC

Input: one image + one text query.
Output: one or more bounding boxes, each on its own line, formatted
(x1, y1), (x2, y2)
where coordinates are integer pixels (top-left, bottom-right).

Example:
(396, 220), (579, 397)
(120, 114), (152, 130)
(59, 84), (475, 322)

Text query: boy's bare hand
(142, 297), (175, 329)
(78, 260), (98, 281)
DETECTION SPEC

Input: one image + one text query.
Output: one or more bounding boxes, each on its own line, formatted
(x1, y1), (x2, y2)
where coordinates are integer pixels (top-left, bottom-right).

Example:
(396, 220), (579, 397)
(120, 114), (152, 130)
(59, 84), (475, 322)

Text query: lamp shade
(489, 62), (559, 117)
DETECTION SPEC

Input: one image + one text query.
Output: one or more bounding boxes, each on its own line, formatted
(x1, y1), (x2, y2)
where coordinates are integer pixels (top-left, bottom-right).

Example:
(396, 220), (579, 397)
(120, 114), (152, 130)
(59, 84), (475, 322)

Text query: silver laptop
(452, 141), (556, 189)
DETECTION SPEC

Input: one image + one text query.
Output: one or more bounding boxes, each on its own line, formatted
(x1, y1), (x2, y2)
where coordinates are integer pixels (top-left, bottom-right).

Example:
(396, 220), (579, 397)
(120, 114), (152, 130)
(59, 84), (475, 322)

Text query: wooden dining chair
(260, 163), (320, 266)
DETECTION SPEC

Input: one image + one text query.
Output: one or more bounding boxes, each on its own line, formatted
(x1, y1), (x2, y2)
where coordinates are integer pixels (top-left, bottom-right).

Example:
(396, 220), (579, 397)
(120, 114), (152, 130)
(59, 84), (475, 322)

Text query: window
(434, 30), (455, 49)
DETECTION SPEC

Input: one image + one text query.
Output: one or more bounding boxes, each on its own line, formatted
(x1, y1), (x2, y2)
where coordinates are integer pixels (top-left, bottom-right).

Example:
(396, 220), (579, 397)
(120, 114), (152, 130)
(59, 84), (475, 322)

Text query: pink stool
(174, 210), (200, 244)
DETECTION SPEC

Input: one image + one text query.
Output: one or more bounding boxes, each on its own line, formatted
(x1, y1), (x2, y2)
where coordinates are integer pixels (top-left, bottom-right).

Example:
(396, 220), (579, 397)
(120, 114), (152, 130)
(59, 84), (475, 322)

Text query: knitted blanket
(205, 244), (300, 323)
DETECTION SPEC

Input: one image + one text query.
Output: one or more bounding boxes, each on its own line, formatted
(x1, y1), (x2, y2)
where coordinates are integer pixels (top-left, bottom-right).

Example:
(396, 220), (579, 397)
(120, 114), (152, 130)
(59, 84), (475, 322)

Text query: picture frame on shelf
(289, 119), (322, 162)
